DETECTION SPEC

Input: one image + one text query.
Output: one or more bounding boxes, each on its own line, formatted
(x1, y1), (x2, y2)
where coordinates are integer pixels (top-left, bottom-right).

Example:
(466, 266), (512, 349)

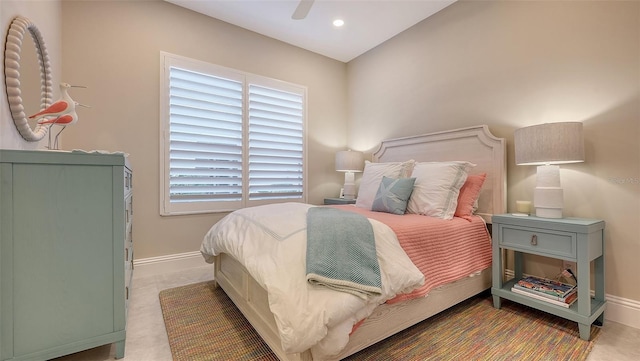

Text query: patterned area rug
(159, 281), (600, 361)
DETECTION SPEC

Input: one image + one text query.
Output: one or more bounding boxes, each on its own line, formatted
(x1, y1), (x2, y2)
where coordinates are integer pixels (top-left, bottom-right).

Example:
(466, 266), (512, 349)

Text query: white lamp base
(534, 206), (563, 218)
(343, 171), (356, 200)
(533, 165), (563, 218)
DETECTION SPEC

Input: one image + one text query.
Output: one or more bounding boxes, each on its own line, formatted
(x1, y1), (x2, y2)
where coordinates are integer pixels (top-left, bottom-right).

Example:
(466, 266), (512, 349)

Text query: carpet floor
(159, 281), (600, 361)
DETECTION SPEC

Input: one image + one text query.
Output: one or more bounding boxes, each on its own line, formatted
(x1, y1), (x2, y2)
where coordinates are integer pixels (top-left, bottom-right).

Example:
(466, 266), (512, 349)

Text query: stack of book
(511, 275), (577, 308)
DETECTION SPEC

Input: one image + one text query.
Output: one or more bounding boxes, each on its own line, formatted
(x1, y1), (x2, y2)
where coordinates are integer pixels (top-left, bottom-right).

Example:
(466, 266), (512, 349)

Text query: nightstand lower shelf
(492, 279), (606, 340)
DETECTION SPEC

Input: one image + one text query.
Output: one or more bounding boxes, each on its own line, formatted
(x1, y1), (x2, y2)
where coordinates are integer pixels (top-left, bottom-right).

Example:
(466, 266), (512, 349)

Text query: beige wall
(347, 1), (640, 301)
(59, 0), (348, 259)
(0, 1), (62, 149)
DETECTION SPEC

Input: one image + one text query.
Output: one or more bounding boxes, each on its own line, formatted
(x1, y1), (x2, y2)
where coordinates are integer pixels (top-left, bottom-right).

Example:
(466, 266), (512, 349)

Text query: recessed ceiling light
(333, 19), (344, 27)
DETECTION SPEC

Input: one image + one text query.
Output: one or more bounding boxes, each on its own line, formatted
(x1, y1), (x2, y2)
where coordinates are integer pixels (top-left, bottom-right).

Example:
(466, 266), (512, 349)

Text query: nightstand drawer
(324, 197), (356, 205)
(499, 226), (576, 259)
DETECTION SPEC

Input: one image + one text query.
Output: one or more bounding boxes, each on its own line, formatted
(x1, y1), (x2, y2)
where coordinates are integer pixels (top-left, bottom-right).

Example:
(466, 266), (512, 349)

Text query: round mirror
(4, 16), (54, 142)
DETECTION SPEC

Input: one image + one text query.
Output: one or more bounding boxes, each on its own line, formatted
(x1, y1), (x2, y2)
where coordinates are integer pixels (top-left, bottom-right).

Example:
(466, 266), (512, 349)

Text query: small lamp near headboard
(335, 150), (364, 200)
(514, 122), (584, 218)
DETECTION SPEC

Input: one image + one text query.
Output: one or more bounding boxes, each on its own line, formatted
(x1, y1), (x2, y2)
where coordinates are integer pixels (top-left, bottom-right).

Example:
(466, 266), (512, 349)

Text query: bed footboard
(214, 253), (313, 361)
(213, 253), (491, 361)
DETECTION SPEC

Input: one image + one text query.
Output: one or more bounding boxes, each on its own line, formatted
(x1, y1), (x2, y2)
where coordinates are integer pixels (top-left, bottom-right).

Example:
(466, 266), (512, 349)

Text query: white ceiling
(165, 0), (456, 63)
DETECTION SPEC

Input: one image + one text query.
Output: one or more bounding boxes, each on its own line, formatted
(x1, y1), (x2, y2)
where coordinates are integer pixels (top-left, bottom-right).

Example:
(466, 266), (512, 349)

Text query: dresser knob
(530, 234), (538, 246)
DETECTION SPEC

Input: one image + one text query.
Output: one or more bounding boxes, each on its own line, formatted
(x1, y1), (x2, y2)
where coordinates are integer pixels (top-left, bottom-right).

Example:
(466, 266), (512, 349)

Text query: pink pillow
(455, 173), (487, 217)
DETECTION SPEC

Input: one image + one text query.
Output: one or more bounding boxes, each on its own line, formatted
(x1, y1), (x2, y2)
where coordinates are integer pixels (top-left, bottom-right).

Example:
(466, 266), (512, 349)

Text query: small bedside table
(491, 214), (606, 340)
(324, 197), (356, 205)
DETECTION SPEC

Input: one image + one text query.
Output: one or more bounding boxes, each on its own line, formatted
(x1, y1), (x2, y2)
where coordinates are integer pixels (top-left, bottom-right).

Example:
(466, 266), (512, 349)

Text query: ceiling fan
(292, 0), (315, 20)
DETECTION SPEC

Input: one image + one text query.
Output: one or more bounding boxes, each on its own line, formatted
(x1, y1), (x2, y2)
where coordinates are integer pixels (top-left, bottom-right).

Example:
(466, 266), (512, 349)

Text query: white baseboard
(133, 251), (213, 278)
(603, 293), (640, 330)
(503, 269), (640, 330)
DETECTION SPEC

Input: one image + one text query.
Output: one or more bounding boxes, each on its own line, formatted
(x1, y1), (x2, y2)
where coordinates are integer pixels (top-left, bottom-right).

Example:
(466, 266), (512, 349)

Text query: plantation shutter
(168, 67), (244, 203)
(248, 84), (304, 201)
(161, 52), (306, 215)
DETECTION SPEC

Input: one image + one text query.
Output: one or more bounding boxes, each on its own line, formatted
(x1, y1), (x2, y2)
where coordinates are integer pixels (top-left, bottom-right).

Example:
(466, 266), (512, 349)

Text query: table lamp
(514, 122), (584, 218)
(335, 150), (364, 200)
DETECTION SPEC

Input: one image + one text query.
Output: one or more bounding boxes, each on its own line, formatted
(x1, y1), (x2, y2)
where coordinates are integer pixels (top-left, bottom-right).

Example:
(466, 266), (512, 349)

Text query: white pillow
(406, 161), (475, 219)
(355, 160), (415, 210)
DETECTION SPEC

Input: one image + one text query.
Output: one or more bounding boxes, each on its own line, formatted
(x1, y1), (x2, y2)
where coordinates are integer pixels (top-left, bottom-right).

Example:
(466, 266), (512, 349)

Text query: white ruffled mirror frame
(4, 16), (54, 142)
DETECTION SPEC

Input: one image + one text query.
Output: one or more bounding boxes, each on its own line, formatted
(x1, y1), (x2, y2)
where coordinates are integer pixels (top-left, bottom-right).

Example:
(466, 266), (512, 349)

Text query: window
(160, 52), (306, 215)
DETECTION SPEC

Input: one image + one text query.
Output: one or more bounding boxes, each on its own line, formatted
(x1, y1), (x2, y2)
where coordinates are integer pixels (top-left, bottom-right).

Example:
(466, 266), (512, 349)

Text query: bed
(201, 125), (506, 360)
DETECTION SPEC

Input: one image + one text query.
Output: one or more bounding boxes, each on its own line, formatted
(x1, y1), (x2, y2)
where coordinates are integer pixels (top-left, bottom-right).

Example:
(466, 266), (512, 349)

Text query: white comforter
(200, 203), (424, 360)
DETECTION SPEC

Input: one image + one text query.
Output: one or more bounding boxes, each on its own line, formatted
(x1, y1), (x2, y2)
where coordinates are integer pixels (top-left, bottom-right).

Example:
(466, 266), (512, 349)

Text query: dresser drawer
(499, 225), (576, 259)
(124, 168), (133, 192)
(125, 196), (132, 224)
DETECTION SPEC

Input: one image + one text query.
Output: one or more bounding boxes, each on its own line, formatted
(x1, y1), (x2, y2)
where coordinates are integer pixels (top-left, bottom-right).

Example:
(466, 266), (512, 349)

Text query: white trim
(133, 251), (213, 278)
(504, 269), (640, 330)
(604, 293), (640, 330)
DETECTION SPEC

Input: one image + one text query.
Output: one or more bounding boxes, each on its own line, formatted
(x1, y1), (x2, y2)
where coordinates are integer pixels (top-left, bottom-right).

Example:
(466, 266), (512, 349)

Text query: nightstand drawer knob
(530, 234), (538, 246)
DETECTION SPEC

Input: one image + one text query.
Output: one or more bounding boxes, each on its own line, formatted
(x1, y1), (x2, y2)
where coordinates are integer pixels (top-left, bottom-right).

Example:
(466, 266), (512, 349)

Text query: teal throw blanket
(306, 207), (382, 299)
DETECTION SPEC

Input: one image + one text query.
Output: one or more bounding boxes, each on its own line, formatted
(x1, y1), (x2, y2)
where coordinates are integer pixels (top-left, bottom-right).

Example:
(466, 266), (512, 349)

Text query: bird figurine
(29, 82), (87, 124)
(29, 82), (89, 150)
(36, 107), (80, 126)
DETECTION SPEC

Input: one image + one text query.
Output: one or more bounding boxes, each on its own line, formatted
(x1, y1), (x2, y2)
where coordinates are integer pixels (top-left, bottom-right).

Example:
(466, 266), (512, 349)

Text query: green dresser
(0, 150), (132, 360)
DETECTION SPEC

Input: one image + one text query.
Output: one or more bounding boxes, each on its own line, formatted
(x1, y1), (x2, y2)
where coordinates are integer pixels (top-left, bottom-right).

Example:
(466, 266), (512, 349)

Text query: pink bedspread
(331, 205), (492, 303)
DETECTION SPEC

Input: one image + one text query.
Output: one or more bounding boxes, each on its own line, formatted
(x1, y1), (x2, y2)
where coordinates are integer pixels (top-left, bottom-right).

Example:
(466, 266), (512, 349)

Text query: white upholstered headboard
(372, 125), (506, 223)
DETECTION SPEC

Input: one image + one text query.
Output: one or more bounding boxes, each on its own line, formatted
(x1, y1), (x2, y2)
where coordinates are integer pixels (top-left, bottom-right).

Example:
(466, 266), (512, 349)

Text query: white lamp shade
(514, 122), (584, 165)
(335, 150), (364, 172)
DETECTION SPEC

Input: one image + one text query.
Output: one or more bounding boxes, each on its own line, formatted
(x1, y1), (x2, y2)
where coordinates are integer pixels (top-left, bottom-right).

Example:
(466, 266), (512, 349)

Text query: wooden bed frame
(211, 125), (506, 360)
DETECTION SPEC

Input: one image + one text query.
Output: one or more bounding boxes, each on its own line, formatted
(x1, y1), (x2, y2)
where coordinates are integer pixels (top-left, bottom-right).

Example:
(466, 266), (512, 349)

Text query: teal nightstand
(491, 214), (606, 340)
(324, 197), (356, 205)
